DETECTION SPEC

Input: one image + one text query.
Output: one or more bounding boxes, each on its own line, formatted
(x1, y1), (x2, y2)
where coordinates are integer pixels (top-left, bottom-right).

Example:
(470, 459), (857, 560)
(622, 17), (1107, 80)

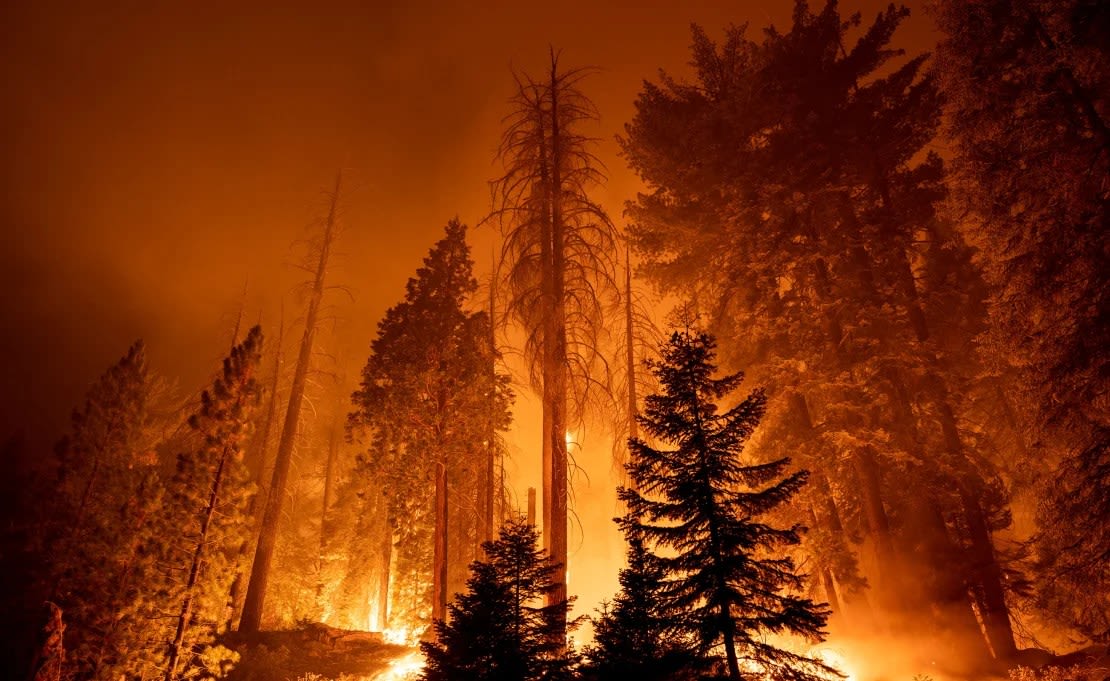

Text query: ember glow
(2, 1), (1107, 680)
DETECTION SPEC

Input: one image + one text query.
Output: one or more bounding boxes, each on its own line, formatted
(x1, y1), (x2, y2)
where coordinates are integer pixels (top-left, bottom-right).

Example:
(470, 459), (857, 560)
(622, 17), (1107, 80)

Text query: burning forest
(1, 1), (1107, 680)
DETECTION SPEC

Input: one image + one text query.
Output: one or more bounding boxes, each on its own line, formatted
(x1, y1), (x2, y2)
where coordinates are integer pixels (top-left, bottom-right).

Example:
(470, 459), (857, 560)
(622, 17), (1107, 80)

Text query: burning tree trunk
(432, 460), (448, 625)
(240, 175), (341, 634)
(377, 514), (392, 631)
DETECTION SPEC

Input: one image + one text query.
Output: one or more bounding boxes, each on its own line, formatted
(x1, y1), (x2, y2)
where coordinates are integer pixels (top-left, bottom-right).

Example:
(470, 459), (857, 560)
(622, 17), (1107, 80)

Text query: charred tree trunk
(432, 460), (448, 625)
(546, 56), (570, 635)
(889, 245), (1017, 660)
(377, 514), (392, 631)
(527, 487), (536, 526)
(624, 248), (639, 490)
(227, 311), (282, 629)
(240, 174), (340, 634)
(482, 278), (497, 546)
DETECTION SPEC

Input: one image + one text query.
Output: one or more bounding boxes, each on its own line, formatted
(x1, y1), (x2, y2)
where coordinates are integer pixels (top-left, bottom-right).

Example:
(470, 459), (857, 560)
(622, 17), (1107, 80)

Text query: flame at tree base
(373, 650), (425, 681)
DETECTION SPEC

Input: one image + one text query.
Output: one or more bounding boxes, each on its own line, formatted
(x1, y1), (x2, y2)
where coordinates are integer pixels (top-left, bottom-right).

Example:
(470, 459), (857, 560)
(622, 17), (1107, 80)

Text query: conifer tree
(44, 341), (164, 681)
(584, 538), (699, 681)
(152, 326), (263, 680)
(935, 0), (1110, 641)
(620, 328), (834, 681)
(350, 220), (512, 634)
(419, 518), (575, 681)
(622, 1), (1022, 659)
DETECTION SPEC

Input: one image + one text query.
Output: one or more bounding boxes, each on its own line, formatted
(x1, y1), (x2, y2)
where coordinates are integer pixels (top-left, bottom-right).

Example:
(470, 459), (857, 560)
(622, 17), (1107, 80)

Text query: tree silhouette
(620, 327), (834, 681)
(420, 518), (575, 681)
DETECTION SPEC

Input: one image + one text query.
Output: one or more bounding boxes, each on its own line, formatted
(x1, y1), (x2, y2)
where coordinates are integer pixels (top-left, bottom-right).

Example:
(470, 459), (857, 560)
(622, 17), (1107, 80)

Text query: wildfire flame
(374, 650), (425, 681)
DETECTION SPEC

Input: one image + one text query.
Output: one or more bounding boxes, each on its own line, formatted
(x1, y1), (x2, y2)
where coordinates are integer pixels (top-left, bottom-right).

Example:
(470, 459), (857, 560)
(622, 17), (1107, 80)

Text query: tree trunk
(808, 505), (841, 616)
(165, 447), (231, 681)
(432, 460), (448, 625)
(624, 248), (639, 490)
(890, 248), (1017, 660)
(546, 54), (570, 638)
(320, 420), (339, 550)
(919, 500), (996, 665)
(721, 604), (742, 681)
(527, 487), (536, 526)
(227, 313), (282, 630)
(377, 514), (392, 631)
(482, 278), (497, 545)
(240, 174), (340, 634)
(314, 417), (340, 609)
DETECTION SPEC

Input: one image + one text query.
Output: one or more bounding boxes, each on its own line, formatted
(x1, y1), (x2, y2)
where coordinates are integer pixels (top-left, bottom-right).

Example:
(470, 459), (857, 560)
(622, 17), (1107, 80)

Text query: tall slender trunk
(432, 460), (448, 625)
(314, 417), (340, 610)
(889, 240), (1016, 659)
(807, 505), (841, 616)
(165, 447), (231, 681)
(536, 111), (556, 559)
(240, 174), (341, 633)
(546, 55), (570, 636)
(377, 513), (392, 631)
(482, 277), (497, 545)
(320, 420), (339, 550)
(227, 312), (282, 629)
(624, 247), (638, 490)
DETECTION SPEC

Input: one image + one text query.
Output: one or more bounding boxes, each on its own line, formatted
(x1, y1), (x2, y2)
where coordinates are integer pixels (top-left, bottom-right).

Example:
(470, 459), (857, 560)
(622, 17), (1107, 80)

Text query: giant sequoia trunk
(240, 175), (340, 633)
(889, 236), (1017, 660)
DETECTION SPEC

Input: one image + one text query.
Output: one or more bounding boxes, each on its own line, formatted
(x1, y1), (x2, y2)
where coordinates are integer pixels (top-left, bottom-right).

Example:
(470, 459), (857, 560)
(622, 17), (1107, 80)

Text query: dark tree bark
(240, 174), (341, 634)
(433, 460), (448, 625)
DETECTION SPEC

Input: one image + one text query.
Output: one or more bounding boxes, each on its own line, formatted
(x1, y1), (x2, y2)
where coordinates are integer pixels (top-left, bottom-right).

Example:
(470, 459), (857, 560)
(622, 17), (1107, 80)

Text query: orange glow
(376, 650), (425, 680)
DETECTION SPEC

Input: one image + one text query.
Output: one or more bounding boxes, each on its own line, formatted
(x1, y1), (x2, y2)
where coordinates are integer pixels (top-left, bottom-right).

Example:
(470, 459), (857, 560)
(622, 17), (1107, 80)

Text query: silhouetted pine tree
(619, 328), (834, 681)
(584, 538), (700, 681)
(419, 519), (575, 681)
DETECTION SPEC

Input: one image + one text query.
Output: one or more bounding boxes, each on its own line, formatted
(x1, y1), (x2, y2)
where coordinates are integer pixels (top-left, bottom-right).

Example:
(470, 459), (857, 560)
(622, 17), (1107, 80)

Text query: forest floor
(222, 623), (421, 681)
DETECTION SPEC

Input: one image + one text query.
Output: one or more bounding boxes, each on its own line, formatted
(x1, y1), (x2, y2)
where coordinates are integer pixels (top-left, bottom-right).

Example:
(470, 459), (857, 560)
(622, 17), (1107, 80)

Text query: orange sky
(0, 0), (934, 450)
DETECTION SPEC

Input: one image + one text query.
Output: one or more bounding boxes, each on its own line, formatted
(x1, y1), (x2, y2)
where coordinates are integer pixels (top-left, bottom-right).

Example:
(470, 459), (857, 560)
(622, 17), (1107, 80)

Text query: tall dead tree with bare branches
(489, 50), (618, 637)
(239, 174), (343, 634)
